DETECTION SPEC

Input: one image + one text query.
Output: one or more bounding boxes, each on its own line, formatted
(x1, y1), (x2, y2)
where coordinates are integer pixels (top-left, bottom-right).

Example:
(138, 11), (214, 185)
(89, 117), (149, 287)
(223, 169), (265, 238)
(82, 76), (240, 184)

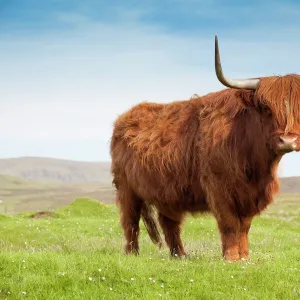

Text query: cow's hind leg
(158, 213), (186, 257)
(117, 188), (142, 255)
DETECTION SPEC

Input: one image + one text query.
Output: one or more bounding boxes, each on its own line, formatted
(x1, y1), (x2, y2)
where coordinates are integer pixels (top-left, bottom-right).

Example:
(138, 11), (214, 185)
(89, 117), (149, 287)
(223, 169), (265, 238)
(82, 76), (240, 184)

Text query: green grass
(1, 196), (300, 299)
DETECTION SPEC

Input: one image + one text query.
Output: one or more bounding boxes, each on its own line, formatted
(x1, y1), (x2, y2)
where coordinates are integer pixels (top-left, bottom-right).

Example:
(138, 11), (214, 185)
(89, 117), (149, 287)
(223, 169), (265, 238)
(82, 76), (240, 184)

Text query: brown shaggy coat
(110, 74), (300, 261)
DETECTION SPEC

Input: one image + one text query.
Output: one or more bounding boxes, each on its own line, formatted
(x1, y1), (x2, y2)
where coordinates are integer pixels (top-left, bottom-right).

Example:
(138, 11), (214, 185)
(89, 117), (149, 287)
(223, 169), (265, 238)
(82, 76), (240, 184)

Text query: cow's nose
(278, 136), (297, 152)
(279, 136), (297, 145)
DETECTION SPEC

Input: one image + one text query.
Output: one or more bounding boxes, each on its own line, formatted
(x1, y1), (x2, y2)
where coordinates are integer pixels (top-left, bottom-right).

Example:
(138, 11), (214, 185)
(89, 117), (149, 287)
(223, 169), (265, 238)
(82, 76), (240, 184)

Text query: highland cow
(110, 36), (300, 261)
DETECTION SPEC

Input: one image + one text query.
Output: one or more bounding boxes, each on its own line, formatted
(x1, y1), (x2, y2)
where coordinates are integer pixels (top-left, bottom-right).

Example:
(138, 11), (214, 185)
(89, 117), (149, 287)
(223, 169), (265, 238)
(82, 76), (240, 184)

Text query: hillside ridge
(0, 156), (299, 193)
(0, 156), (111, 184)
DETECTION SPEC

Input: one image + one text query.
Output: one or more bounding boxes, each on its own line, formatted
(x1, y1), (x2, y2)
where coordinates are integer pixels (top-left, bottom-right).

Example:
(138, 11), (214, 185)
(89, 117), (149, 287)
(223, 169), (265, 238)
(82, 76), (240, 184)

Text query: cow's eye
(259, 104), (272, 117)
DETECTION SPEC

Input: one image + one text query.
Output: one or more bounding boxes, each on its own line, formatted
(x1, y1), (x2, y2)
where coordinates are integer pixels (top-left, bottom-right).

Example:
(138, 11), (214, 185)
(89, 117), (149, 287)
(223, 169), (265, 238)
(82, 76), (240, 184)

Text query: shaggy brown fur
(110, 74), (300, 261)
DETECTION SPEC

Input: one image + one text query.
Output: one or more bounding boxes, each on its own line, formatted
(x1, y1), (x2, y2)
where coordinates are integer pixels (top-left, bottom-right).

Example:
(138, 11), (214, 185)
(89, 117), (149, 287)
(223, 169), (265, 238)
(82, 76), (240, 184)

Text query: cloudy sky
(1, 0), (300, 176)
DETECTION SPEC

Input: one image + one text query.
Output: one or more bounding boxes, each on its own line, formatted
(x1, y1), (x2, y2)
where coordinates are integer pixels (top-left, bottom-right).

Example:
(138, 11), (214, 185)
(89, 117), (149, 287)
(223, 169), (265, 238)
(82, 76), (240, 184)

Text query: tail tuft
(141, 203), (163, 248)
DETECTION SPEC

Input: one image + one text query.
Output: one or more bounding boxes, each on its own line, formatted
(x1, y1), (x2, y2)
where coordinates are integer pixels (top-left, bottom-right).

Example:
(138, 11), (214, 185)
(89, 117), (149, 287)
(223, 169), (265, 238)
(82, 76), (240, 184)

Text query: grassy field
(0, 195), (300, 299)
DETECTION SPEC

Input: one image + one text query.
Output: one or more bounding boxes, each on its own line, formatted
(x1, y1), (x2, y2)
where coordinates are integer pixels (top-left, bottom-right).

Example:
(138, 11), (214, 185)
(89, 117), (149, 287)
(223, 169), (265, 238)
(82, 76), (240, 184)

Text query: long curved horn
(215, 35), (259, 90)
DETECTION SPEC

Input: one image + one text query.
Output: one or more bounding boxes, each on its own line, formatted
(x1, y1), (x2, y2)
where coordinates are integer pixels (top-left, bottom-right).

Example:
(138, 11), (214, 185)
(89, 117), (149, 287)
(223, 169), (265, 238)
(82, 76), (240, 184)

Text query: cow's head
(215, 36), (300, 155)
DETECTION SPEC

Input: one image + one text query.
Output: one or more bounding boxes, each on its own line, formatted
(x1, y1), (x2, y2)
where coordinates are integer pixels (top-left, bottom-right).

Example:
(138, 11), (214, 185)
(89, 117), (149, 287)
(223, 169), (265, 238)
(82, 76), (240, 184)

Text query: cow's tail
(141, 203), (163, 248)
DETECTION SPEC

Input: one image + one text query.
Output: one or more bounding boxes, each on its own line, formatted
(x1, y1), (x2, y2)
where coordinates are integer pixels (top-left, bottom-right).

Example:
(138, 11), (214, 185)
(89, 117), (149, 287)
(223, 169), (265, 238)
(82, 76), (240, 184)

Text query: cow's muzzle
(277, 136), (298, 153)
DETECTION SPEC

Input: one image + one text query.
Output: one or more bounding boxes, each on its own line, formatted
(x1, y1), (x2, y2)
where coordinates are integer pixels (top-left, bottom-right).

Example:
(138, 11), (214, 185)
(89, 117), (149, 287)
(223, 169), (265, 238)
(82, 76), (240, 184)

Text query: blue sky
(1, 0), (300, 177)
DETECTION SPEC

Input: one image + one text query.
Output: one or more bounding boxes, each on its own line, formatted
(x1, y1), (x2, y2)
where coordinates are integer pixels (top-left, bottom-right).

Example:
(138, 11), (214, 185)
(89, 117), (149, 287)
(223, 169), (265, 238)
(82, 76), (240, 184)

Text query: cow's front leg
(238, 216), (253, 259)
(215, 214), (241, 261)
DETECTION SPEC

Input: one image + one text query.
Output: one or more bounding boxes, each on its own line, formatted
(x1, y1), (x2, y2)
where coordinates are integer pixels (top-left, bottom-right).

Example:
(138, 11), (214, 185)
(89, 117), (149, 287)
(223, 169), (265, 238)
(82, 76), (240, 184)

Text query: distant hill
(0, 157), (116, 213)
(279, 176), (300, 194)
(0, 173), (115, 214)
(0, 156), (299, 194)
(0, 156), (300, 214)
(0, 157), (111, 185)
